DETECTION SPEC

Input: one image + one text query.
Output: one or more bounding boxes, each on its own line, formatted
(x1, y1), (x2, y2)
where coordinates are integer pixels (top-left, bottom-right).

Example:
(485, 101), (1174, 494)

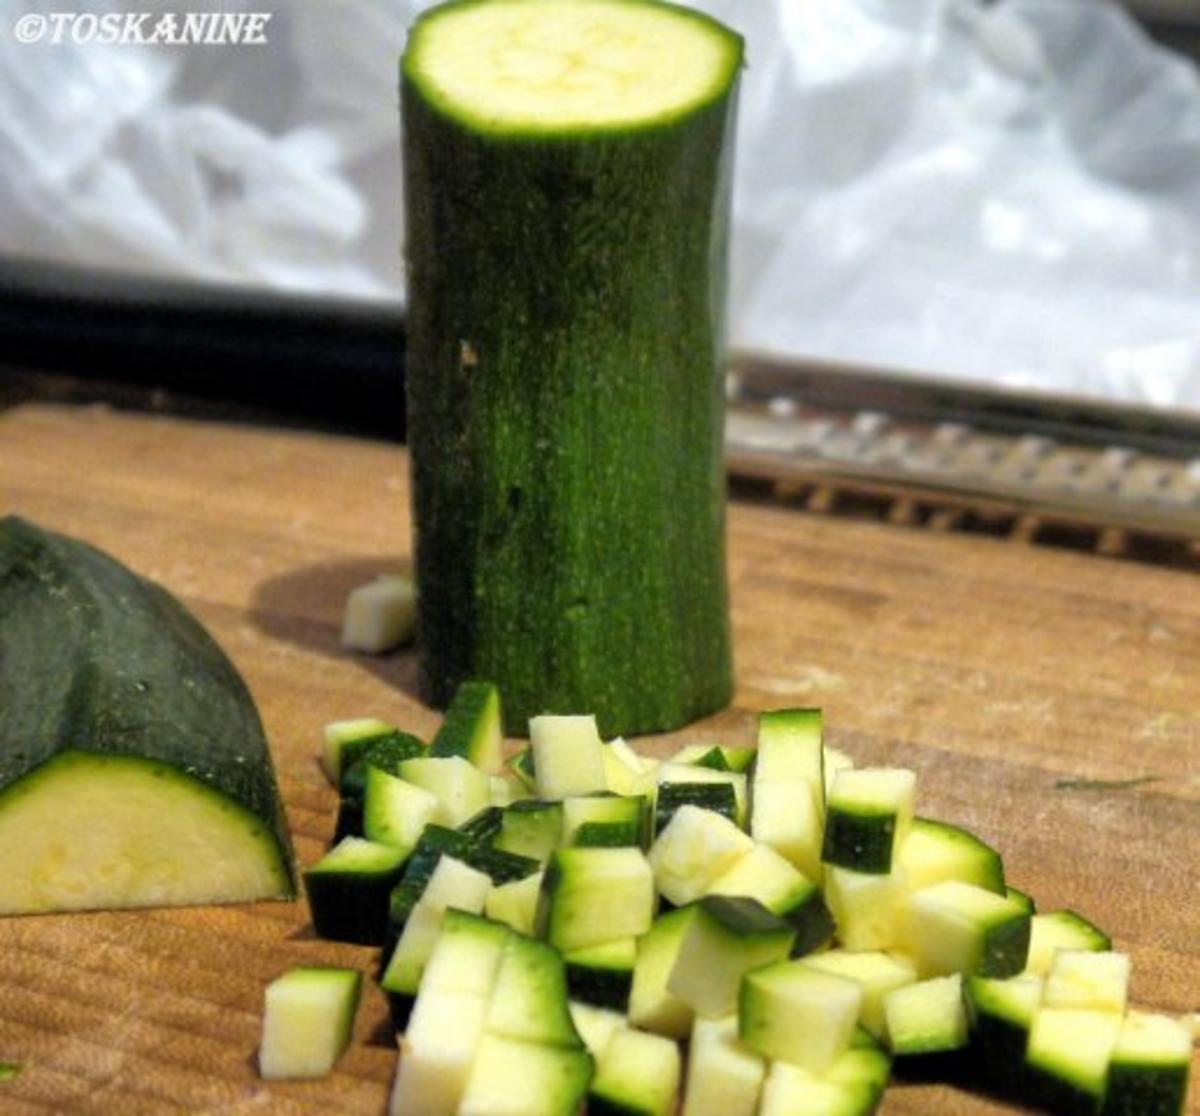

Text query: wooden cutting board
(1, 402), (1196, 1115)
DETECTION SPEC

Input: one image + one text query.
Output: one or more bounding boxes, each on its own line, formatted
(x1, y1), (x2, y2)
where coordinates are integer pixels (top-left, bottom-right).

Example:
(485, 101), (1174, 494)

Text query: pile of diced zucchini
(267, 690), (1192, 1116)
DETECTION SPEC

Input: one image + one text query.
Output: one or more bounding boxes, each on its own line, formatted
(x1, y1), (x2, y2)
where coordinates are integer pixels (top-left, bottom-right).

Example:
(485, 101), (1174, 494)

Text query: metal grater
(725, 355), (1200, 557)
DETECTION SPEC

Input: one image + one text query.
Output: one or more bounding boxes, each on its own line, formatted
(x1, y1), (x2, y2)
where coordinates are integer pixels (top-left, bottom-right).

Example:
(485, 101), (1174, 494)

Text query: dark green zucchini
(401, 0), (743, 736)
(0, 516), (293, 914)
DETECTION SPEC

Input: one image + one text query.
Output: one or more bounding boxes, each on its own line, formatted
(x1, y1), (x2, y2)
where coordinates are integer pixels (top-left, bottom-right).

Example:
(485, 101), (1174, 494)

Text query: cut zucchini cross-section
(259, 966), (361, 1081)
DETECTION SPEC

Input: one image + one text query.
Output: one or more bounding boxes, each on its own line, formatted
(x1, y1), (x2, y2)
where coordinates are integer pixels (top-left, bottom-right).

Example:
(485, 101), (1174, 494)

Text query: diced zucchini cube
(380, 855), (492, 997)
(655, 781), (739, 835)
(321, 717), (396, 784)
(1042, 950), (1130, 1014)
(341, 574), (415, 653)
(629, 907), (697, 1039)
(457, 1034), (594, 1116)
(802, 950), (917, 1039)
(489, 774), (521, 807)
(304, 837), (408, 945)
(822, 746), (855, 798)
(759, 1062), (878, 1116)
(589, 1027), (681, 1116)
(530, 715), (607, 799)
(485, 870), (544, 935)
(1024, 910), (1111, 977)
(648, 804), (754, 906)
(739, 960), (863, 1072)
(419, 909), (511, 998)
(564, 937), (637, 1011)
(823, 865), (907, 952)
(1103, 1010), (1192, 1116)
(495, 800), (564, 862)
(539, 848), (656, 952)
(706, 842), (834, 955)
(563, 794), (650, 849)
(897, 816), (1005, 894)
(603, 738), (657, 798)
(756, 708), (825, 807)
(485, 933), (582, 1048)
(1025, 1007), (1122, 1114)
(258, 967), (361, 1080)
(568, 1000), (627, 1057)
(429, 680), (504, 773)
(657, 763), (747, 826)
(822, 767), (916, 875)
(390, 988), (488, 1116)
(362, 766), (439, 854)
(668, 896), (796, 1020)
(750, 779), (823, 883)
(905, 880), (1030, 978)
(683, 1015), (765, 1116)
(883, 974), (969, 1056)
(964, 973), (1044, 1096)
(398, 755), (490, 828)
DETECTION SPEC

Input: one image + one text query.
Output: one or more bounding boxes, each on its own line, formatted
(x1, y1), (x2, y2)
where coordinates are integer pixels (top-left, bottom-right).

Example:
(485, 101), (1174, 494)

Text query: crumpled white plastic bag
(1, 0), (1198, 407)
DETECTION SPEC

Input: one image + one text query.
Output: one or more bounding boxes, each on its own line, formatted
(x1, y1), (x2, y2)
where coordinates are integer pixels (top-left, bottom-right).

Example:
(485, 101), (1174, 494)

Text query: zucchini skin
(0, 517), (294, 891)
(401, 41), (741, 738)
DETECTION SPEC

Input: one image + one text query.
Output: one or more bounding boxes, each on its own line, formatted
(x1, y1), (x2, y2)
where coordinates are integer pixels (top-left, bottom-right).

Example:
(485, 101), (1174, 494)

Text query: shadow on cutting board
(247, 556), (421, 703)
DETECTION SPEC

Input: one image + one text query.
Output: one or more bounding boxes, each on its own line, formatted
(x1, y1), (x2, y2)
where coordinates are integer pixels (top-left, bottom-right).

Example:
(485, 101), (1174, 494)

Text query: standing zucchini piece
(0, 516), (293, 914)
(402, 0), (744, 737)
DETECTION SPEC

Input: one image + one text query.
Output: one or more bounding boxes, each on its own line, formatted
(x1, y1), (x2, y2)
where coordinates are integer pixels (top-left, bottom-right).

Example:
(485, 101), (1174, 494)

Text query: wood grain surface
(0, 402), (1196, 1115)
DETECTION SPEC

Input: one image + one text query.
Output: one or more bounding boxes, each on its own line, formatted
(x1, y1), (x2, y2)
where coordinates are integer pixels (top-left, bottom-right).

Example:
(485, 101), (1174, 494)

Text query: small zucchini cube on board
(756, 708), (825, 811)
(398, 755), (490, 828)
(905, 879), (1031, 978)
(390, 986), (490, 1116)
(362, 766), (439, 854)
(1042, 950), (1130, 1014)
(321, 717), (397, 784)
(656, 764), (748, 827)
(883, 974), (970, 1078)
(304, 837), (408, 945)
(1025, 1006), (1124, 1115)
(1023, 909), (1112, 976)
(706, 842), (834, 956)
(1102, 1010), (1193, 1116)
(429, 680), (504, 772)
(802, 950), (917, 1040)
(495, 800), (564, 862)
(485, 870), (544, 935)
(457, 1034), (594, 1116)
(564, 937), (637, 1011)
(964, 973), (1045, 1096)
(823, 866), (907, 953)
(629, 907), (698, 1039)
(822, 767), (916, 875)
(485, 934), (582, 1047)
(648, 805), (754, 907)
(380, 855), (493, 1027)
(538, 847), (656, 952)
(682, 1015), (766, 1116)
(568, 1001), (628, 1058)
(259, 967), (361, 1080)
(419, 908), (510, 998)
(896, 816), (1005, 894)
(341, 573), (415, 653)
(589, 1027), (681, 1116)
(603, 738), (658, 798)
(739, 960), (863, 1072)
(530, 715), (608, 799)
(655, 781), (739, 836)
(750, 778), (824, 883)
(668, 896), (796, 1020)
(563, 794), (651, 849)
(759, 1062), (879, 1116)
